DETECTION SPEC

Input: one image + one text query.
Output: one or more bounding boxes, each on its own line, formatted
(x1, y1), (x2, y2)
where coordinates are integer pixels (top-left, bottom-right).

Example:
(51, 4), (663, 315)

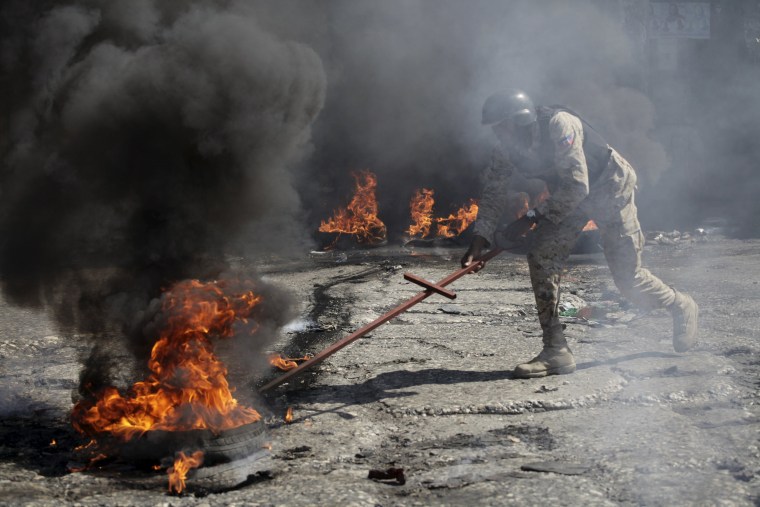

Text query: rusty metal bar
(259, 248), (504, 393)
(403, 273), (456, 300)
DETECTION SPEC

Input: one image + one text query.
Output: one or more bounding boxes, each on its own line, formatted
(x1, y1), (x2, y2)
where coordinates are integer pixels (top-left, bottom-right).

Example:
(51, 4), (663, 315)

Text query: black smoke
(254, 0), (759, 239)
(0, 0), (325, 392)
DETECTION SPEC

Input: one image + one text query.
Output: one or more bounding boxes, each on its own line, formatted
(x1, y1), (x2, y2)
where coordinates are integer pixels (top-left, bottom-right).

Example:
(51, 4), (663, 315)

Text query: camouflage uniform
(473, 111), (677, 337)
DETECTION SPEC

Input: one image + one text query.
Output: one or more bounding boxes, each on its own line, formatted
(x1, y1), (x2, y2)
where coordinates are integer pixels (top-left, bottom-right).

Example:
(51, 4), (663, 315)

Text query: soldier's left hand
(461, 235), (489, 271)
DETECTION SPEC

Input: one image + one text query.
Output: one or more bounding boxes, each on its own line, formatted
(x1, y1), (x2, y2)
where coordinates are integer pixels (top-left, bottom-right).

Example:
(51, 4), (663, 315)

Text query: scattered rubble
(368, 467), (406, 485)
(646, 228), (709, 246)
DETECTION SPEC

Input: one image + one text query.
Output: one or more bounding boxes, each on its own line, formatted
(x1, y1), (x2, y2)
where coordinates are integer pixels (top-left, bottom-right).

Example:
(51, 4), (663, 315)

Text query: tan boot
(672, 292), (698, 352)
(513, 327), (576, 379)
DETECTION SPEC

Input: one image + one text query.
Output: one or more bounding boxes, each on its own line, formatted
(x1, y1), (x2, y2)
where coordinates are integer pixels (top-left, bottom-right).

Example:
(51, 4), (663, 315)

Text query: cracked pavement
(0, 236), (758, 506)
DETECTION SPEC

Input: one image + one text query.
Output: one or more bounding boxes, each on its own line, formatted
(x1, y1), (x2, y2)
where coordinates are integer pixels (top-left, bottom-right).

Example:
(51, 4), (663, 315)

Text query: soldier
(462, 89), (698, 378)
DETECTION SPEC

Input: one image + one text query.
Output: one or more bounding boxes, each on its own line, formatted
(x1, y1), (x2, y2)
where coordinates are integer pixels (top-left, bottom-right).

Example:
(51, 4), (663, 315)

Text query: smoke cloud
(281, 0), (669, 238)
(0, 0), (325, 391)
(249, 0), (757, 238)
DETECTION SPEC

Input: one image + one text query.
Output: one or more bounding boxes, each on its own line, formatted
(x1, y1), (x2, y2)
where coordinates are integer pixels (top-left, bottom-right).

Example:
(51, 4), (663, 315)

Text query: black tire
(117, 420), (270, 466)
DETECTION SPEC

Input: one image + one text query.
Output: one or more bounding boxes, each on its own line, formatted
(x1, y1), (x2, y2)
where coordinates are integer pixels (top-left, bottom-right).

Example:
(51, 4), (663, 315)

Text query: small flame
(435, 199), (479, 238)
(268, 353), (311, 371)
(168, 450), (204, 494)
(72, 280), (263, 441)
(50, 439), (57, 447)
(268, 353), (298, 371)
(74, 439), (96, 452)
(582, 220), (598, 231)
(533, 185), (550, 208)
(319, 170), (387, 245)
(90, 453), (108, 465)
(407, 188), (435, 238)
(284, 407), (293, 424)
(512, 192), (530, 220)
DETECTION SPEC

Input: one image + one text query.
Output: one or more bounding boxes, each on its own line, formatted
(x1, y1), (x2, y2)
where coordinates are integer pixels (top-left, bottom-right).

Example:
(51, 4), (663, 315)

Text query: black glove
(461, 235), (490, 272)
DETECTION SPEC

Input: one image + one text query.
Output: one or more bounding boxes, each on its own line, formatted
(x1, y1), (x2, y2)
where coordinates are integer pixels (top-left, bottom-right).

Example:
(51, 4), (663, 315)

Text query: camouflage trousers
(526, 150), (677, 335)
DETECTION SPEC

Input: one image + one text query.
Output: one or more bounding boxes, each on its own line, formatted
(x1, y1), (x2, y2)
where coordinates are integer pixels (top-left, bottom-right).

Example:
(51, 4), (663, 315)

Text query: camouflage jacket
(472, 111), (590, 242)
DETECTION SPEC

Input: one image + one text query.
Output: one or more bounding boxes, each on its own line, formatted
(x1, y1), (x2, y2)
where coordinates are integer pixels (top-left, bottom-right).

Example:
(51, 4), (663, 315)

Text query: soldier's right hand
(461, 235), (490, 272)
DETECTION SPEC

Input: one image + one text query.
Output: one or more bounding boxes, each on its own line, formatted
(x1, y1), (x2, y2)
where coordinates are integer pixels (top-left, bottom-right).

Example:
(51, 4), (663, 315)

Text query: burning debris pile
(72, 281), (263, 437)
(72, 279), (272, 493)
(316, 172), (481, 249)
(318, 170), (387, 247)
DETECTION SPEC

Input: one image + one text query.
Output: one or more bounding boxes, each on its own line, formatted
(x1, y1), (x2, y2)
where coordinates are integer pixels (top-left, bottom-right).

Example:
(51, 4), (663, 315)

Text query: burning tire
(316, 231), (389, 250)
(117, 419), (269, 467)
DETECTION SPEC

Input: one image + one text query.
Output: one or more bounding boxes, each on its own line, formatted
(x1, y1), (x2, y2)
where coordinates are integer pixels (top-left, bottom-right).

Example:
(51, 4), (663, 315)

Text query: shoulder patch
(558, 132), (575, 148)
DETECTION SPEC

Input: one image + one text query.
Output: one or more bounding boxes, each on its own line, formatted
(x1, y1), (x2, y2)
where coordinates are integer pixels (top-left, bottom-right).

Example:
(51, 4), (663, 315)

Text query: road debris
(521, 461), (590, 475)
(645, 229), (708, 246)
(368, 467), (406, 485)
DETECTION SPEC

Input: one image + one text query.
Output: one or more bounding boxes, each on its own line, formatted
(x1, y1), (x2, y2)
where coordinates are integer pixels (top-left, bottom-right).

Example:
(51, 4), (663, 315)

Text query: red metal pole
(259, 248), (504, 393)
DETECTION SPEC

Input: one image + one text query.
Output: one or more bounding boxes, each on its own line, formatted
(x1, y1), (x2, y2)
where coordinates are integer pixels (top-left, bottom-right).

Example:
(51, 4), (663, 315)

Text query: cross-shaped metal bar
(258, 247), (505, 393)
(403, 272), (456, 299)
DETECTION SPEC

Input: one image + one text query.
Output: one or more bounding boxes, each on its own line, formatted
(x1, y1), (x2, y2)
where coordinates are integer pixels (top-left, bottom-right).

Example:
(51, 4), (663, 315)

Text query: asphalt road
(0, 235), (758, 506)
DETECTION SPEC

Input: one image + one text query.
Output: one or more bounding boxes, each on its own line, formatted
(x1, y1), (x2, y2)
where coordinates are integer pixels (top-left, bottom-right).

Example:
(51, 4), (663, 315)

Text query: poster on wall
(649, 2), (710, 39)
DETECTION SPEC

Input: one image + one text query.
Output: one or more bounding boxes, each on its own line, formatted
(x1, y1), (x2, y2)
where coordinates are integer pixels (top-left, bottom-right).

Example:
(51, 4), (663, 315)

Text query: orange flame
(319, 170), (387, 245)
(268, 354), (298, 371)
(407, 188), (435, 238)
(74, 439), (96, 452)
(435, 199), (479, 238)
(284, 407), (293, 424)
(533, 186), (550, 208)
(72, 280), (263, 441)
(168, 450), (204, 494)
(512, 192), (531, 220)
(582, 220), (598, 231)
(407, 188), (479, 239)
(268, 353), (311, 371)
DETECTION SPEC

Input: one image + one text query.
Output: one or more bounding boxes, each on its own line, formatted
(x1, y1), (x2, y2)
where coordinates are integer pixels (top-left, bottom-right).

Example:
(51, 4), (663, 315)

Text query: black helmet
(481, 89), (537, 126)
